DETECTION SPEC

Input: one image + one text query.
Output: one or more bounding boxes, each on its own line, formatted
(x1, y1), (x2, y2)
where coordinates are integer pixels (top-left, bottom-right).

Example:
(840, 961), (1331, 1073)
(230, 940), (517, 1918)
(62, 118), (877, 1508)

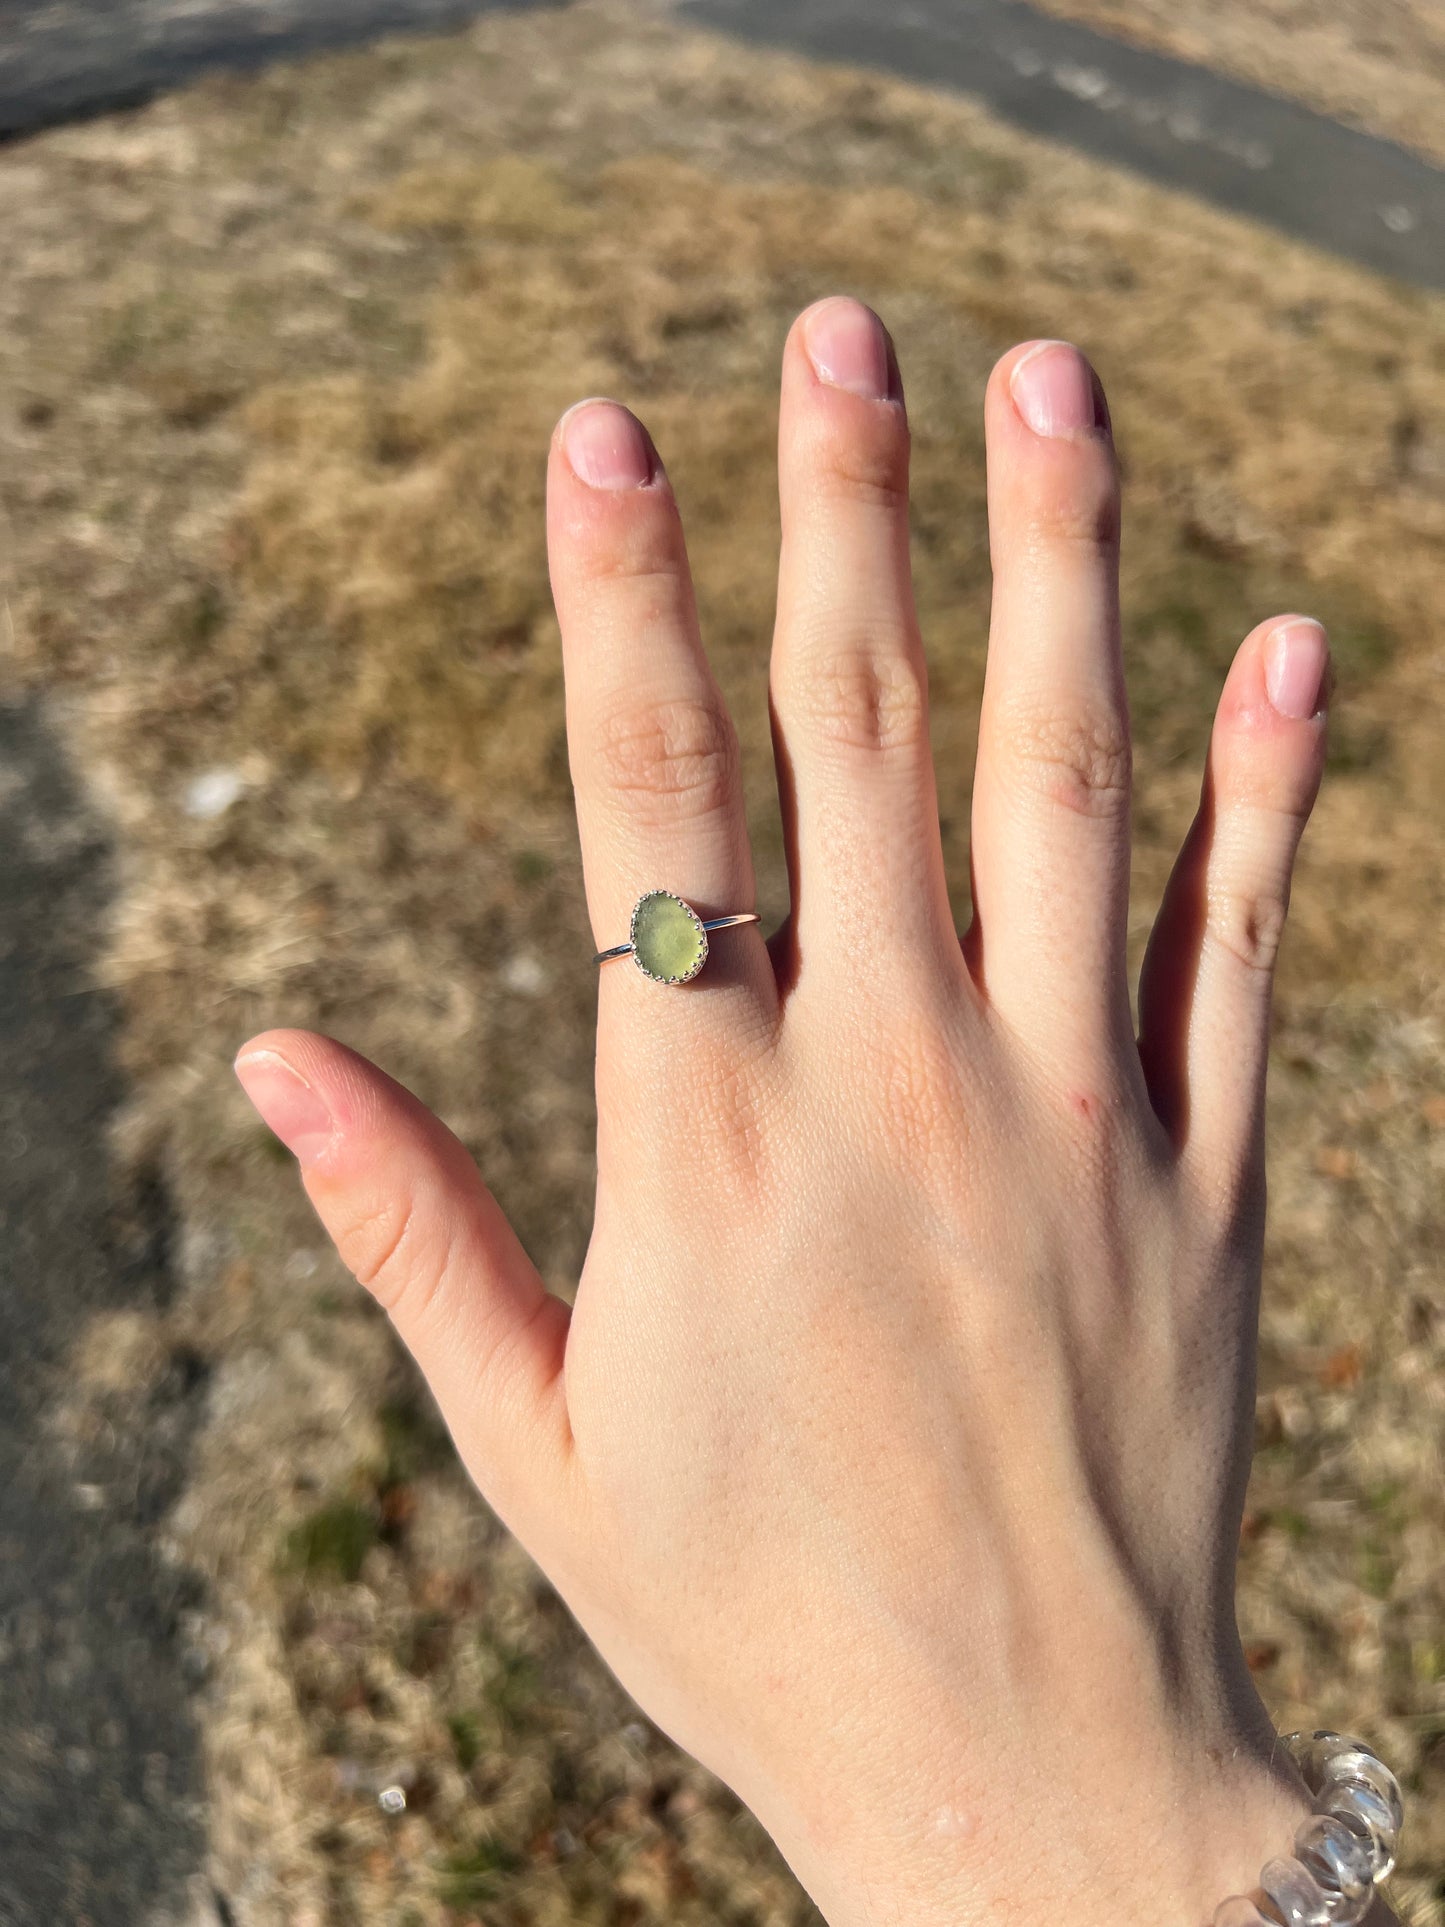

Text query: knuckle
(339, 1192), (422, 1309)
(1002, 699), (1132, 818)
(1225, 766), (1320, 833)
(1206, 881), (1291, 979)
(593, 692), (739, 824)
(1019, 459), (1120, 554)
(792, 649), (929, 757)
(344, 1193), (468, 1335)
(573, 508), (687, 594)
(806, 416), (911, 514)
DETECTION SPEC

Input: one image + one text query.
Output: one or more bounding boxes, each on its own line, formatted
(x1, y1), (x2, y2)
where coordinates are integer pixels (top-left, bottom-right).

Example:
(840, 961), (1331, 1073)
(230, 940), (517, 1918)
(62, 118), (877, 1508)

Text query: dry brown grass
(1, 4), (1441, 1922)
(1027, 0), (1445, 165)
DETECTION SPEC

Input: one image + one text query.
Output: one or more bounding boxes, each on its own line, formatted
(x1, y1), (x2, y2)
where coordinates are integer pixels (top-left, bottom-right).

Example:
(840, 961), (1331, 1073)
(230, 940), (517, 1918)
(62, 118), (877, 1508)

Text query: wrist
(834, 1765), (1311, 1927)
(798, 1741), (1313, 1927)
(757, 1649), (1321, 1927)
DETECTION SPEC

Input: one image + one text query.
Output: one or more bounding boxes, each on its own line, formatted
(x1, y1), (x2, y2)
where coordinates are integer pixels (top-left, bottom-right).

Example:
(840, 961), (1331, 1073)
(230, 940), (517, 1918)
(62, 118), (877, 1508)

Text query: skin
(235, 301), (1396, 1923)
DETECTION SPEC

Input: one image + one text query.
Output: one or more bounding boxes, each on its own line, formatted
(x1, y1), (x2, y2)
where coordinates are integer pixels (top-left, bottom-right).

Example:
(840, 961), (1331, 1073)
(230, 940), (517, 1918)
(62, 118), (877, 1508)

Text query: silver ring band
(595, 891), (760, 983)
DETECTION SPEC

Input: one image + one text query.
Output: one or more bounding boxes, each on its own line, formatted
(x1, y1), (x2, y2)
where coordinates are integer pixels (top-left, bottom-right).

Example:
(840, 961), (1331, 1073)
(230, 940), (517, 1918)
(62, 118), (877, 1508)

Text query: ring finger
(966, 341), (1136, 1081)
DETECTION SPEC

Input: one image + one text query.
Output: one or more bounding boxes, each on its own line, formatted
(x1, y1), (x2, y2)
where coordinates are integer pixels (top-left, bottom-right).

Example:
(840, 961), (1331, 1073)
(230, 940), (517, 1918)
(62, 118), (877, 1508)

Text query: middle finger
(768, 298), (959, 995)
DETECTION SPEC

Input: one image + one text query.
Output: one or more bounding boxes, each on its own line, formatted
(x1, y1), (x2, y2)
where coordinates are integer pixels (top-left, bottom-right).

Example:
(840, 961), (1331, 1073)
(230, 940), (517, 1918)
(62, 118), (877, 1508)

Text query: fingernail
(803, 298), (895, 401)
(1265, 618), (1329, 719)
(235, 1050), (335, 1165)
(1009, 341), (1104, 438)
(561, 399), (656, 490)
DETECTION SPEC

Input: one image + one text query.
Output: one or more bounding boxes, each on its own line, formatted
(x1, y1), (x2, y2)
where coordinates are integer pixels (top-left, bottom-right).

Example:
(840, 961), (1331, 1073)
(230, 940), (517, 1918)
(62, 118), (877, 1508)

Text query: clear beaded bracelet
(1214, 1731), (1404, 1927)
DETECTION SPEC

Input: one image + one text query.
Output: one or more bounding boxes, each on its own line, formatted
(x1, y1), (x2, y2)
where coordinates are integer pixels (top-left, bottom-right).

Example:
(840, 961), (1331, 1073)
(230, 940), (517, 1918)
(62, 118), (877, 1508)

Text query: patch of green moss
(483, 1640), (543, 1731)
(282, 1499), (378, 1583)
(377, 1391), (452, 1486)
(439, 1837), (526, 1907)
(447, 1711), (483, 1773)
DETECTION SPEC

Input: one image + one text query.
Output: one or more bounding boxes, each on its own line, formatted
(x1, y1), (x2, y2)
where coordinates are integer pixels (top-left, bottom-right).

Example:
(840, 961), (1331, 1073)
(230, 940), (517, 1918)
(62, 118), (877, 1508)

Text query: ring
(594, 889), (761, 985)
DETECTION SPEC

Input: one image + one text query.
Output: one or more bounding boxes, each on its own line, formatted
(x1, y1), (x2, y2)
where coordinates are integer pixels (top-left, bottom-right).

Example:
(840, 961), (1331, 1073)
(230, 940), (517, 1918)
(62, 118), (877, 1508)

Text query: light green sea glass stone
(631, 890), (707, 983)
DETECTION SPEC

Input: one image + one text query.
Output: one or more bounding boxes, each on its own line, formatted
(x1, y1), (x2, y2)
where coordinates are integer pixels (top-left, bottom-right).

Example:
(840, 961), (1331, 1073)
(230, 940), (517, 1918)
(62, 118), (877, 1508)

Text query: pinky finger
(1137, 616), (1329, 1185)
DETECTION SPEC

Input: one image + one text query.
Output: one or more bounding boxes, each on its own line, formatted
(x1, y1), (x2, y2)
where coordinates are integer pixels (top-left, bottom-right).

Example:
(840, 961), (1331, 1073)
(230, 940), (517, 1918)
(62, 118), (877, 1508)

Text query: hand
(236, 300), (1338, 1923)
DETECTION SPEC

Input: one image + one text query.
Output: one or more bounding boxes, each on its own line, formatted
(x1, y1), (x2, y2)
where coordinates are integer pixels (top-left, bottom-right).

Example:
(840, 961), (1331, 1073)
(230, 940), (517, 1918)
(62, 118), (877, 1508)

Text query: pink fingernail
(1009, 340), (1103, 438)
(235, 1051), (335, 1165)
(1265, 618), (1329, 719)
(802, 298), (895, 401)
(561, 400), (656, 490)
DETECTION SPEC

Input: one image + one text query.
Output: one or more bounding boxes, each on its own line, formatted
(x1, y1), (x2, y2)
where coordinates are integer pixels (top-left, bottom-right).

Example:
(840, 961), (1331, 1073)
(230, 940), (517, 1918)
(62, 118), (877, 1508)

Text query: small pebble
(183, 768), (245, 819)
(502, 951), (548, 995)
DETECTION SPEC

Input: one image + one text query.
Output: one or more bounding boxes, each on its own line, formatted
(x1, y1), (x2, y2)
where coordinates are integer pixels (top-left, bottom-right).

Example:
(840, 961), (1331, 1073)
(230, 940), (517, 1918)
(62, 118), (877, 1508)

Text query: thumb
(234, 1029), (574, 1537)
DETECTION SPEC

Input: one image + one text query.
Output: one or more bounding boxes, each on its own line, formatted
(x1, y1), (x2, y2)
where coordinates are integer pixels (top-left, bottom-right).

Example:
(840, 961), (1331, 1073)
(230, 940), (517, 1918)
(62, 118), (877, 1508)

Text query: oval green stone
(631, 891), (707, 983)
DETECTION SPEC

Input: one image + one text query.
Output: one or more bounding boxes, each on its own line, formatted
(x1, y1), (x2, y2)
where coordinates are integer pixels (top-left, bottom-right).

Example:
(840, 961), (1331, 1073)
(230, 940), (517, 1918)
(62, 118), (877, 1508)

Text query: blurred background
(0, 2), (1441, 1922)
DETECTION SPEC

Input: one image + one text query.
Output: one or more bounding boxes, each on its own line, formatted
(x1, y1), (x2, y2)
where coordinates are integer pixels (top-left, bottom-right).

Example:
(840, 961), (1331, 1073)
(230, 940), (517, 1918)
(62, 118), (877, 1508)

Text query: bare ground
(1, 3), (1442, 1922)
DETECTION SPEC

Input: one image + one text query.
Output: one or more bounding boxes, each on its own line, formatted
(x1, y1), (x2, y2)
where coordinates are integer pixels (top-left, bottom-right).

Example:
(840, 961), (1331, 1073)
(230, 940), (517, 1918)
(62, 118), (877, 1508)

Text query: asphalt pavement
(0, 701), (209, 1926)
(683, 0), (1445, 289)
